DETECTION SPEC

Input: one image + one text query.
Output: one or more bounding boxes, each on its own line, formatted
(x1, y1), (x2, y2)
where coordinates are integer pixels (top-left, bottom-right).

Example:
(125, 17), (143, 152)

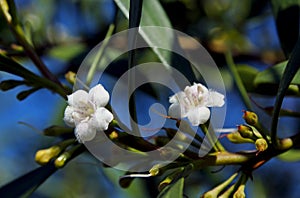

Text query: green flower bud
(238, 125), (255, 139)
(35, 139), (75, 165)
(35, 146), (61, 165)
(201, 173), (238, 198)
(0, 80), (25, 91)
(233, 185), (246, 198)
(149, 164), (161, 176)
(226, 131), (255, 144)
(54, 144), (85, 168)
(255, 138), (268, 152)
(243, 111), (258, 126)
(43, 125), (73, 136)
(65, 71), (76, 85)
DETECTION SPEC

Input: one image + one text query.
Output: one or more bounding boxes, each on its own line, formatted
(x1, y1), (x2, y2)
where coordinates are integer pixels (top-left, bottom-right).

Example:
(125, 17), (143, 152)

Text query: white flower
(63, 84), (114, 143)
(168, 83), (224, 126)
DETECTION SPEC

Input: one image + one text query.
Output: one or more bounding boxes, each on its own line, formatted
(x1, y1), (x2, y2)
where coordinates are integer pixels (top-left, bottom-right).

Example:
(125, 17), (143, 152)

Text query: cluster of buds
(201, 172), (248, 198)
(34, 125), (86, 168)
(227, 111), (269, 153)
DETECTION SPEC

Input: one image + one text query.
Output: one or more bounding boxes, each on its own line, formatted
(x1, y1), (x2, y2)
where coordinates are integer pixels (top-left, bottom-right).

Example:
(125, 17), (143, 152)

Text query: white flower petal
(88, 84), (110, 108)
(187, 107), (210, 126)
(185, 83), (208, 98)
(67, 90), (89, 108)
(205, 90), (225, 107)
(75, 122), (96, 143)
(169, 102), (190, 118)
(90, 107), (114, 131)
(168, 103), (181, 118)
(63, 106), (75, 127)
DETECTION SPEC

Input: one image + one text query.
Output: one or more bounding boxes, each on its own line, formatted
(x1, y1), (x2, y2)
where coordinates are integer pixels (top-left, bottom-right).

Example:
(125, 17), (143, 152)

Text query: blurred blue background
(0, 0), (300, 197)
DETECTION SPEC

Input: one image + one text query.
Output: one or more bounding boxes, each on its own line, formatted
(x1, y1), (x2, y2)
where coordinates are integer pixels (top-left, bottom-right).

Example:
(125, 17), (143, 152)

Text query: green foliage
(0, 163), (57, 197)
(158, 177), (184, 198)
(271, 0), (300, 56)
(254, 61), (300, 86)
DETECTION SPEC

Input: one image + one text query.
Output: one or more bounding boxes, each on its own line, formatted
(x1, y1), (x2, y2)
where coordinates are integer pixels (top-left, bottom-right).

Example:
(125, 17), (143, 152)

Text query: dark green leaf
(271, 0), (300, 56)
(157, 177), (184, 198)
(16, 87), (42, 100)
(0, 79), (25, 91)
(0, 54), (68, 98)
(114, 0), (195, 81)
(271, 37), (300, 146)
(0, 163), (57, 197)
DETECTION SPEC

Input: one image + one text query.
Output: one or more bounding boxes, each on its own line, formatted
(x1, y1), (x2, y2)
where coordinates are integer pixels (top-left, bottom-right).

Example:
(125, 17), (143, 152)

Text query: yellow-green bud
(54, 152), (71, 168)
(238, 125), (255, 139)
(243, 111), (258, 126)
(227, 131), (255, 144)
(54, 144), (84, 168)
(35, 146), (61, 165)
(149, 164), (161, 176)
(65, 71), (76, 85)
(255, 138), (268, 152)
(233, 185), (246, 198)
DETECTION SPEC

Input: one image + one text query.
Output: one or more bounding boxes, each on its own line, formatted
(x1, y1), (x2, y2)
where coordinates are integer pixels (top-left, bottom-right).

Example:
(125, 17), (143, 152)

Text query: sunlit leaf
(254, 61), (300, 86)
(157, 177), (184, 198)
(277, 149), (300, 162)
(114, 0), (195, 80)
(0, 163), (57, 197)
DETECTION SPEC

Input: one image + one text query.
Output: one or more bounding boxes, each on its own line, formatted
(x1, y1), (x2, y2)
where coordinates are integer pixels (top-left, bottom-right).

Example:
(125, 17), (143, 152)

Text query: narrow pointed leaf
(271, 38), (300, 145)
(0, 163), (57, 197)
(254, 61), (300, 85)
(271, 0), (300, 56)
(114, 0), (195, 80)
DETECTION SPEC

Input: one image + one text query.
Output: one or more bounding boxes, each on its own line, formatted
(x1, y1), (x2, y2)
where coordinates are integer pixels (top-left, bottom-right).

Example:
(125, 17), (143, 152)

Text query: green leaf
(0, 163), (57, 197)
(254, 61), (300, 85)
(236, 64), (259, 92)
(0, 79), (25, 91)
(157, 177), (184, 198)
(271, 0), (300, 56)
(271, 37), (300, 147)
(114, 0), (195, 80)
(16, 87), (42, 100)
(0, 54), (68, 98)
(277, 149), (300, 162)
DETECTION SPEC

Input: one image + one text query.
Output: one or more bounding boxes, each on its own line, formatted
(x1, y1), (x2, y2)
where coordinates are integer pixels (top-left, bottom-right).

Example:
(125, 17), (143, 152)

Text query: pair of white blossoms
(64, 83), (224, 143)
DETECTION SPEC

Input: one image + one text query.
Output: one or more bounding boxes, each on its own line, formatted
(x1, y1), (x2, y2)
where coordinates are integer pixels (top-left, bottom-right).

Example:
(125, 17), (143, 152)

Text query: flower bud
(255, 138), (268, 152)
(233, 185), (246, 198)
(149, 164), (161, 176)
(54, 144), (85, 168)
(35, 146), (61, 165)
(43, 125), (73, 136)
(226, 131), (255, 144)
(0, 80), (25, 91)
(202, 173), (238, 198)
(65, 71), (76, 84)
(238, 125), (255, 139)
(158, 167), (184, 191)
(243, 111), (258, 126)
